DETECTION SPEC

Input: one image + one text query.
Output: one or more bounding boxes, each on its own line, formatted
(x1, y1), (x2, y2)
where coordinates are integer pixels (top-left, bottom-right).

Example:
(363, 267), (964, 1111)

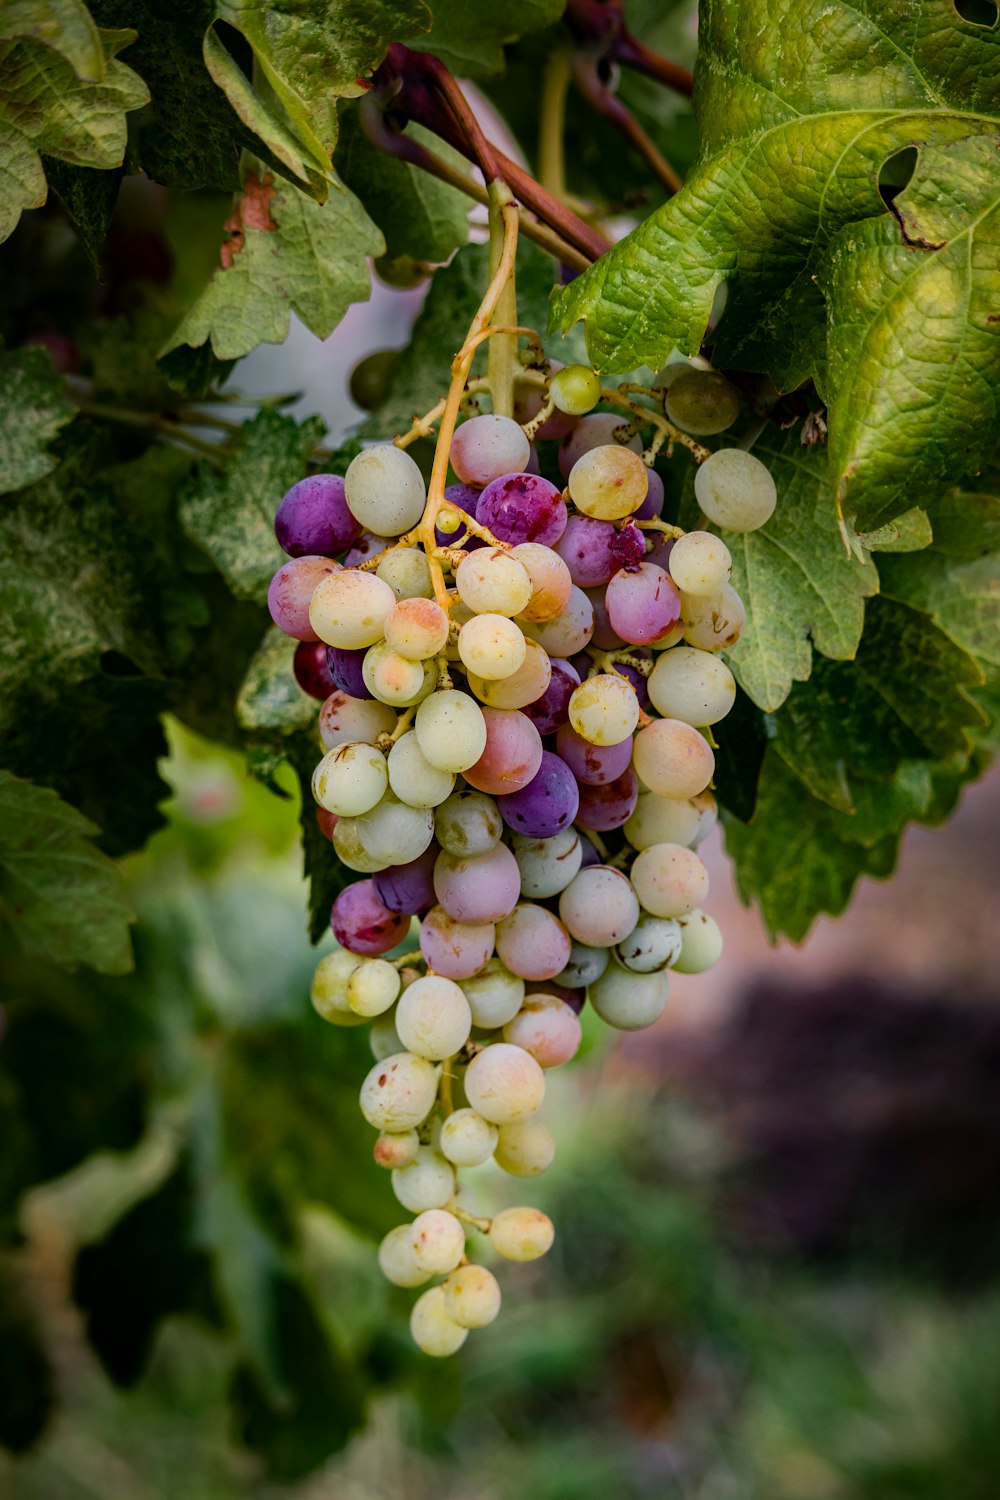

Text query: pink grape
(521, 658), (580, 736)
(511, 543), (573, 622)
(495, 904), (572, 981)
(605, 563), (681, 646)
(503, 993), (582, 1067)
(294, 640), (338, 700)
(275, 474), (361, 557)
(584, 587), (626, 650)
(521, 586), (594, 656)
(574, 766), (639, 831)
(463, 709), (543, 796)
(331, 879), (410, 955)
(373, 846), (439, 914)
(476, 473), (568, 547)
(555, 724), (633, 785)
(558, 413), (642, 478)
(451, 414), (530, 487)
(497, 751), (579, 839)
(433, 844), (521, 923)
(267, 555), (340, 640)
(419, 906), (495, 979)
(555, 516), (645, 588)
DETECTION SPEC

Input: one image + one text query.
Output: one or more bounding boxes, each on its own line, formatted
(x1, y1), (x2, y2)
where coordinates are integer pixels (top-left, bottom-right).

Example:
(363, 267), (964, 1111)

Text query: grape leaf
(0, 772), (133, 975)
(163, 168), (383, 362)
(700, 435), (877, 713)
(407, 0), (566, 77)
(551, 0), (1000, 522)
(334, 106), (470, 263)
(180, 409), (324, 601)
(852, 508), (933, 555)
(284, 732), (353, 944)
(203, 0), (431, 194)
(0, 8), (147, 242)
(237, 628), (318, 737)
(0, 347), (74, 494)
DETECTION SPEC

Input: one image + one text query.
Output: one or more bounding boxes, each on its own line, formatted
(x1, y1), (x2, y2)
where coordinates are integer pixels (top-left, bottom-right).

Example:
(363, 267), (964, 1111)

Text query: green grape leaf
(407, 0), (565, 77)
(237, 628), (318, 737)
(163, 168), (383, 362)
(41, 156), (122, 263)
(551, 0), (1000, 523)
(335, 107), (470, 264)
(852, 507), (933, 555)
(284, 732), (353, 944)
(180, 409), (324, 602)
(0, 10), (147, 242)
(822, 135), (1000, 532)
(709, 436), (878, 713)
(0, 347), (75, 494)
(0, 772), (133, 975)
(203, 0), (431, 193)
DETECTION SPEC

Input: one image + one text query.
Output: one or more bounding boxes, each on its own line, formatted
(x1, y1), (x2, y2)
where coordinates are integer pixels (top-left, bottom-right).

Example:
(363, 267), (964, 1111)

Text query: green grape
(664, 370), (742, 435)
(693, 448), (777, 532)
(374, 254), (431, 288)
(349, 348), (401, 410)
(550, 363), (602, 415)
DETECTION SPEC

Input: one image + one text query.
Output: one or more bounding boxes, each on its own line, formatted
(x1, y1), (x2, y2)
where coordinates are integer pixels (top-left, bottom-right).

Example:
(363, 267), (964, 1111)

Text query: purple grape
(555, 516), (647, 589)
(436, 483), (479, 546)
(605, 563), (682, 646)
(476, 472), (568, 548)
(585, 587), (627, 650)
(330, 879), (410, 956)
(614, 655), (651, 711)
(521, 658), (580, 736)
(294, 640), (338, 700)
(633, 467), (664, 522)
(373, 845), (439, 915)
(326, 646), (373, 699)
(345, 531), (388, 567)
(267, 555), (340, 640)
(555, 724), (633, 786)
(574, 767), (639, 831)
(274, 474), (361, 557)
(496, 751), (580, 838)
(578, 835), (602, 869)
(645, 533), (675, 572)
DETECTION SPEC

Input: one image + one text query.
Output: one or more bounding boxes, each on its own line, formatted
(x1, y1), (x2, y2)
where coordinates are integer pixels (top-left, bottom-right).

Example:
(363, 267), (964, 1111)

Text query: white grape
(409, 1207), (466, 1275)
(395, 974), (472, 1060)
(520, 586), (594, 656)
(494, 1118), (556, 1177)
(345, 443), (427, 536)
(460, 960), (525, 1028)
(632, 719), (715, 799)
(614, 914), (683, 973)
(630, 842), (710, 919)
(310, 949), (365, 1026)
(672, 909), (723, 973)
(332, 816), (386, 872)
(369, 1010), (404, 1060)
(376, 545), (433, 600)
(488, 1206), (554, 1261)
(415, 690), (488, 772)
(455, 548), (533, 617)
(391, 1147), (455, 1212)
(410, 1285), (468, 1356)
(463, 1042), (545, 1124)
(590, 964), (669, 1030)
(434, 789), (503, 855)
(387, 732), (456, 808)
(318, 692), (397, 751)
(359, 1051), (438, 1130)
(458, 614), (527, 680)
(558, 865), (639, 947)
(312, 742), (388, 817)
(347, 957), (402, 1017)
(511, 828), (583, 899)
(693, 447), (777, 532)
(647, 647), (736, 726)
(442, 1265), (502, 1329)
(556, 941), (609, 989)
(439, 1108), (498, 1167)
(568, 674), (640, 746)
(667, 531), (732, 596)
(378, 1225), (429, 1287)
(680, 584), (747, 651)
(309, 569), (396, 649)
(625, 791), (702, 851)
(355, 793), (435, 865)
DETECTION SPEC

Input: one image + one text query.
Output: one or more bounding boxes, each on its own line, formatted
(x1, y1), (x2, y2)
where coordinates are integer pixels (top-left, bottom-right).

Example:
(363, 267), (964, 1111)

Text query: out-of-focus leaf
(0, 347), (74, 494)
(407, 0), (565, 77)
(237, 628), (317, 736)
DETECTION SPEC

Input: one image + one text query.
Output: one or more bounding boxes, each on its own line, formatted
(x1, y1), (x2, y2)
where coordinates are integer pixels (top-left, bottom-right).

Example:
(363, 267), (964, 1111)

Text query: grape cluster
(267, 359), (775, 1356)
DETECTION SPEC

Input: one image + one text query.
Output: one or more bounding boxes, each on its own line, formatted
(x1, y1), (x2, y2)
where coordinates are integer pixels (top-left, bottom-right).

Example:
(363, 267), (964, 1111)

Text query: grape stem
(598, 386), (712, 463)
(570, 53), (682, 195)
(452, 1205), (492, 1234)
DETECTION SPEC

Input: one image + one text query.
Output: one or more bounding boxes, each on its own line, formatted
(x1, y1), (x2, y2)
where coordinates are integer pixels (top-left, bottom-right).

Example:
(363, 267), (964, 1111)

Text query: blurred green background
(3, 722), (999, 1500)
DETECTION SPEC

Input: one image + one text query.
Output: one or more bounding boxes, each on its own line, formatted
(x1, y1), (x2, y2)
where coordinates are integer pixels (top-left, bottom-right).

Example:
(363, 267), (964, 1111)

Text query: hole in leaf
(878, 147), (917, 208)
(954, 0), (998, 24)
(100, 651), (143, 678)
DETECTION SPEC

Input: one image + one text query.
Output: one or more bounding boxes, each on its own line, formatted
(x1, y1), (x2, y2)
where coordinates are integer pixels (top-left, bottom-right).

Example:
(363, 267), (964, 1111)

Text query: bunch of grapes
(267, 357), (776, 1356)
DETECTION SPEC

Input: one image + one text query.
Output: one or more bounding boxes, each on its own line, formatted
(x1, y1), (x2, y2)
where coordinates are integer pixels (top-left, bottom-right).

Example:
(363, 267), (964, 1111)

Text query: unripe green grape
(647, 646), (736, 726)
(488, 1206), (554, 1261)
(624, 791), (702, 851)
(672, 909), (723, 973)
(456, 548), (533, 617)
(355, 793), (435, 865)
(349, 348), (401, 411)
(460, 959), (525, 1028)
(443, 1264), (502, 1328)
(493, 1117), (555, 1177)
(668, 531), (732, 596)
(568, 674), (639, 746)
(387, 732), (456, 808)
(391, 1146), (455, 1211)
(550, 363), (602, 415)
(589, 964), (668, 1030)
(347, 957), (402, 1017)
(680, 584), (747, 651)
(359, 1051), (438, 1130)
(664, 370), (741, 435)
(415, 690), (489, 772)
(439, 1108), (498, 1166)
(345, 444), (427, 537)
(332, 815), (386, 872)
(377, 546), (434, 600)
(410, 1286), (468, 1356)
(556, 940), (609, 988)
(369, 1009), (404, 1060)
(614, 914), (683, 973)
(693, 448), (777, 532)
(311, 949), (365, 1025)
(434, 789), (503, 856)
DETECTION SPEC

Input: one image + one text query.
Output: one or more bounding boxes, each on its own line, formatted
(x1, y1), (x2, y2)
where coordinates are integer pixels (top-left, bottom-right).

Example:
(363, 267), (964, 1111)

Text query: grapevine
(266, 198), (778, 1355)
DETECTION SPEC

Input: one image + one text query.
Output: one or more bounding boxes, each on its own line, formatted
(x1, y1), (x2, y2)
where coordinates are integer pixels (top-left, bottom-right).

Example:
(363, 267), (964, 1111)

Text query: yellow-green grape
(630, 842), (710, 919)
(493, 1118), (555, 1177)
(410, 1286), (469, 1356)
(309, 569), (396, 648)
(332, 815), (385, 872)
(313, 742), (388, 817)
(391, 1146), (455, 1211)
(347, 957), (402, 1017)
(414, 690), (488, 772)
(647, 646), (736, 726)
(378, 1225), (429, 1287)
(467, 636), (552, 709)
(693, 448), (777, 532)
(455, 547), (533, 616)
(624, 791), (702, 851)
(409, 1207), (467, 1276)
(463, 1041), (545, 1123)
(373, 1129), (420, 1169)
(377, 546), (434, 600)
(439, 1108), (498, 1167)
(458, 614), (527, 680)
(363, 642), (434, 706)
(488, 1206), (555, 1261)
(384, 597), (450, 660)
(589, 964), (668, 1030)
(667, 531), (732, 596)
(632, 718), (715, 799)
(394, 973), (472, 1061)
(344, 443), (427, 536)
(356, 792), (435, 865)
(664, 370), (742, 435)
(567, 444), (648, 520)
(369, 1009), (404, 1060)
(359, 1051), (438, 1130)
(680, 584), (746, 651)
(387, 732), (456, 809)
(460, 959), (525, 1027)
(568, 673), (640, 746)
(550, 363), (602, 416)
(436, 507), (463, 534)
(311, 949), (365, 1025)
(442, 1265), (502, 1328)
(672, 909), (723, 973)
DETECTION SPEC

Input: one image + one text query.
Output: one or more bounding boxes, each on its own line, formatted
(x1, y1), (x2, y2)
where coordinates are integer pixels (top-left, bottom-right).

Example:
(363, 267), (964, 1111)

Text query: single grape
(455, 547), (533, 617)
(589, 964), (669, 1030)
(494, 902), (572, 981)
(633, 466), (665, 522)
(647, 646), (736, 726)
(567, 674), (639, 746)
(630, 842), (710, 918)
(462, 708), (543, 797)
(433, 844), (521, 924)
(680, 584), (747, 651)
(555, 515), (645, 588)
(347, 957), (402, 1016)
(434, 788), (503, 856)
(511, 543), (572, 622)
(450, 413), (531, 488)
(693, 448), (777, 532)
(521, 657), (580, 735)
(575, 766), (639, 831)
(555, 723), (633, 785)
(514, 363), (577, 439)
(461, 959), (525, 1028)
(359, 1051), (439, 1130)
(378, 1225), (428, 1287)
(476, 472), (568, 548)
(625, 791), (702, 851)
(550, 363), (602, 415)
(332, 816), (385, 873)
(493, 1118), (556, 1176)
(345, 444), (427, 536)
(268, 555), (341, 640)
(415, 690), (488, 772)
(310, 949), (364, 1026)
(520, 586), (594, 657)
(318, 691), (396, 750)
(503, 993), (582, 1067)
(275, 474), (361, 557)
(345, 530), (387, 567)
(556, 941), (609, 989)
(489, 1206), (554, 1261)
(668, 531), (732, 595)
(410, 1286), (468, 1357)
(372, 845), (439, 915)
(349, 349), (401, 411)
(496, 750), (580, 839)
(672, 909), (723, 973)
(632, 718), (715, 799)
(388, 732), (456, 809)
(568, 445), (648, 521)
(690, 790), (719, 847)
(511, 827), (583, 899)
(378, 546), (434, 601)
(374, 1130), (419, 1172)
(463, 1041), (545, 1123)
(419, 906), (495, 979)
(558, 413), (642, 478)
(664, 371), (741, 435)
(362, 643), (434, 706)
(614, 914), (683, 973)
(293, 639), (338, 700)
(439, 1108), (498, 1167)
(356, 793), (435, 865)
(409, 1208), (467, 1275)
(558, 865), (639, 947)
(331, 877), (410, 955)
(605, 562), (682, 647)
(442, 1264), (502, 1328)
(312, 741), (388, 816)
(384, 597), (450, 660)
(458, 614), (527, 680)
(326, 645), (373, 699)
(584, 585), (626, 651)
(309, 569), (397, 649)
(467, 637), (552, 711)
(392, 1147), (455, 1211)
